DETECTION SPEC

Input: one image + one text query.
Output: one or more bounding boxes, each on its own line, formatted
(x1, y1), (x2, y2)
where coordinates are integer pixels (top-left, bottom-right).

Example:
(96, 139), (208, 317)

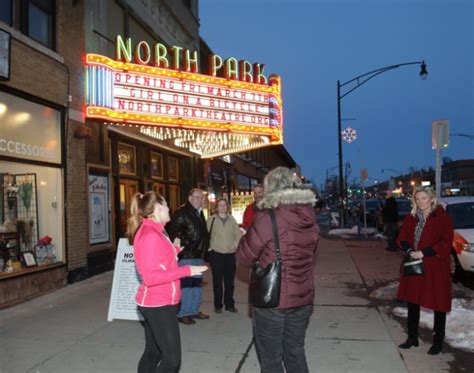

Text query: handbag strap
(268, 209), (281, 262)
(209, 217), (215, 236)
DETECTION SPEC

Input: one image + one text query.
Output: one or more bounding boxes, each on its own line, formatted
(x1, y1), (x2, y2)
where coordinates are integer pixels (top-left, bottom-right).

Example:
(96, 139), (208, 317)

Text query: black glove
(400, 241), (412, 254)
(421, 246), (436, 257)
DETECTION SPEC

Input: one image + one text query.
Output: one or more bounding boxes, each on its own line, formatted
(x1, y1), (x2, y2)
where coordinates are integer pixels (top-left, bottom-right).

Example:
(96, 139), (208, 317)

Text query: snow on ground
(369, 281), (399, 300)
(371, 282), (474, 352)
(328, 226), (379, 237)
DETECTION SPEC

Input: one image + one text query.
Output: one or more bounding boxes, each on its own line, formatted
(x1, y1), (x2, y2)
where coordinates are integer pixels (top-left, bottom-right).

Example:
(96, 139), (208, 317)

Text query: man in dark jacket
(383, 190), (399, 251)
(167, 188), (210, 325)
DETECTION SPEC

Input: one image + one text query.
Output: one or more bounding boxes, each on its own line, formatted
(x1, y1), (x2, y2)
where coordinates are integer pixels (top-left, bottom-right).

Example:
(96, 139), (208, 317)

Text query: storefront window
(0, 162), (64, 275)
(0, 91), (63, 277)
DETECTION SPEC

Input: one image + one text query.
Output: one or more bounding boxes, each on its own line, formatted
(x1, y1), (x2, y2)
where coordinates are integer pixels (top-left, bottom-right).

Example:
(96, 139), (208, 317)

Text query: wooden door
(119, 179), (139, 237)
(152, 182), (165, 198)
(169, 184), (181, 216)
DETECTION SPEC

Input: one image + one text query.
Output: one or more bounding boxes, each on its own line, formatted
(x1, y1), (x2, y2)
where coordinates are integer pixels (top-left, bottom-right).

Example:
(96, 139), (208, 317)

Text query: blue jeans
(177, 258), (204, 317)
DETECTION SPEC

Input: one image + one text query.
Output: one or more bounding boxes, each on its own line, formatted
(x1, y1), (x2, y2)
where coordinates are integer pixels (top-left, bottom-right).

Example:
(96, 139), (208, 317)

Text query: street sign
(432, 119), (449, 199)
(432, 119), (449, 149)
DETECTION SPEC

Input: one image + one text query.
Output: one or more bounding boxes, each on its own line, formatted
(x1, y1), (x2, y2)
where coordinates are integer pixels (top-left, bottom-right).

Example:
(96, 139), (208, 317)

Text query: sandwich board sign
(107, 238), (143, 321)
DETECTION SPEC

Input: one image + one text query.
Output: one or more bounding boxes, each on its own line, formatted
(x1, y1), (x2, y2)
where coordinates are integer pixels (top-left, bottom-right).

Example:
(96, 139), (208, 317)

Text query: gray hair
(264, 167), (302, 194)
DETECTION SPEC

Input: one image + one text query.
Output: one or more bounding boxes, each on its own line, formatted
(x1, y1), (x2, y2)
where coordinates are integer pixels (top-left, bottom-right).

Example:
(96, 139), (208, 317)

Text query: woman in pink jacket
(127, 192), (207, 373)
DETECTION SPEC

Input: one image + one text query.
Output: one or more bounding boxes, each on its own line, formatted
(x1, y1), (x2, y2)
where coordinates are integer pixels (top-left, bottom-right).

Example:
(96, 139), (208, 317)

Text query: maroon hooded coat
(236, 189), (320, 309)
(397, 206), (454, 312)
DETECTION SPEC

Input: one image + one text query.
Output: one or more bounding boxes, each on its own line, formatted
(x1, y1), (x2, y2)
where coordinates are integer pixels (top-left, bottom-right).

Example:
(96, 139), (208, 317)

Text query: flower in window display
(37, 235), (52, 246)
(5, 184), (18, 211)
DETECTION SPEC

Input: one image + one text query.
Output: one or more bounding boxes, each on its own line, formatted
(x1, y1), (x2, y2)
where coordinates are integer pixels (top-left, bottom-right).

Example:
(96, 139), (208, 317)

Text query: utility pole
(432, 120), (449, 199)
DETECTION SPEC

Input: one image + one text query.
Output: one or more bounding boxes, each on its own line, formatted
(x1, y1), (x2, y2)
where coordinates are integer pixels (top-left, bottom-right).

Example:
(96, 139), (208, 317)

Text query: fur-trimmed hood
(257, 188), (316, 209)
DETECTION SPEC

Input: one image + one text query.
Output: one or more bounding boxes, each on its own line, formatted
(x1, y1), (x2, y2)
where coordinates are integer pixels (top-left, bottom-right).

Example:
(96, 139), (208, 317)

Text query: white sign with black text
(107, 238), (143, 322)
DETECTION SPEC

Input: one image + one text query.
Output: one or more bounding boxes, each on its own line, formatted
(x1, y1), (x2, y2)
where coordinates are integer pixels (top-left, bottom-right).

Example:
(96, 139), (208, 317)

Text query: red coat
(241, 202), (257, 229)
(397, 206), (454, 312)
(237, 196), (319, 309)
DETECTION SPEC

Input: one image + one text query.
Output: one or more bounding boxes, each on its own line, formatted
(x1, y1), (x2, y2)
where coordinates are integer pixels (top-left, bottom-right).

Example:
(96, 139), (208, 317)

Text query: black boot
(399, 338), (419, 349)
(428, 311), (446, 355)
(399, 302), (420, 349)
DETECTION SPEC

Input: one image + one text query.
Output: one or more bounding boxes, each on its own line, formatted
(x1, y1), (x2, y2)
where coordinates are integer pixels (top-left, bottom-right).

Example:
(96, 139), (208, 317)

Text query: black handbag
(249, 209), (281, 308)
(401, 255), (424, 276)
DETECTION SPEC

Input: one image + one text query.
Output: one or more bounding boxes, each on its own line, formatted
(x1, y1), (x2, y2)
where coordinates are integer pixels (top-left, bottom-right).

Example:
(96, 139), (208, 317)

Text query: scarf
(414, 209), (427, 250)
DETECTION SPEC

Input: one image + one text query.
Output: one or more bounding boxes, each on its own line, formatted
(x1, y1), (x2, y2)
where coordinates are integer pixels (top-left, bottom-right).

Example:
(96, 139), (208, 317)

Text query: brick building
(0, 1), (86, 307)
(0, 0), (297, 308)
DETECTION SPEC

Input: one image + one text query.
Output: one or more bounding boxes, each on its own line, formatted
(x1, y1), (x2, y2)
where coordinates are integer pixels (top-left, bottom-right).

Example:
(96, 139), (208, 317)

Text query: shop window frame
(6, 0), (57, 50)
(0, 85), (66, 278)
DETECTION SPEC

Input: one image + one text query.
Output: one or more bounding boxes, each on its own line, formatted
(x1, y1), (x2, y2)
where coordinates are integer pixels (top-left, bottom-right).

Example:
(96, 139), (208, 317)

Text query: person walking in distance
(383, 190), (399, 251)
(241, 184), (264, 230)
(127, 192), (207, 372)
(207, 198), (242, 314)
(166, 188), (210, 325)
(237, 167), (320, 373)
(397, 186), (454, 355)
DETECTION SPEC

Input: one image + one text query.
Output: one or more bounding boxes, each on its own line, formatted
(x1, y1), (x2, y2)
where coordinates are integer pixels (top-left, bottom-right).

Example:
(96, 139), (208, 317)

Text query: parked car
(315, 207), (331, 229)
(395, 197), (412, 221)
(439, 197), (474, 280)
(361, 199), (383, 228)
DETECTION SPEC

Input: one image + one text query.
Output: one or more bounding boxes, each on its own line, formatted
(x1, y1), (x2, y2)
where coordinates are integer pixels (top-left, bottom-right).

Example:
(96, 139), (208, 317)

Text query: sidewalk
(0, 237), (463, 372)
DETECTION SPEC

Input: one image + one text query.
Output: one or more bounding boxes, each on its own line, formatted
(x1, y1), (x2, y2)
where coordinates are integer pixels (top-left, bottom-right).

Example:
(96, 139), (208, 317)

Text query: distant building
(365, 159), (474, 197)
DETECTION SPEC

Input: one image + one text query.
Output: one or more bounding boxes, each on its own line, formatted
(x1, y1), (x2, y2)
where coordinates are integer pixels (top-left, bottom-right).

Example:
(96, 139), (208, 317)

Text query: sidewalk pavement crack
(317, 337), (392, 342)
(25, 322), (113, 372)
(235, 337), (255, 373)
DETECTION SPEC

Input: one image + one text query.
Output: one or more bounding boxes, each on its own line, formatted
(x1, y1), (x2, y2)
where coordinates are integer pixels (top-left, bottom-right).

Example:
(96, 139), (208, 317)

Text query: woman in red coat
(397, 186), (453, 355)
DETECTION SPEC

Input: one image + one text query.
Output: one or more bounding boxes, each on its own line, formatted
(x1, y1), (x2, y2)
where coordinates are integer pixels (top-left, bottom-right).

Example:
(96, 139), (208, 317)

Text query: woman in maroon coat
(397, 186), (453, 355)
(237, 167), (319, 373)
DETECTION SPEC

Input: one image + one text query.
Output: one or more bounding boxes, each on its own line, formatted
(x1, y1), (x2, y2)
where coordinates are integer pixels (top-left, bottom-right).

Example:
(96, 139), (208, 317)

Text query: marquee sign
(85, 36), (283, 158)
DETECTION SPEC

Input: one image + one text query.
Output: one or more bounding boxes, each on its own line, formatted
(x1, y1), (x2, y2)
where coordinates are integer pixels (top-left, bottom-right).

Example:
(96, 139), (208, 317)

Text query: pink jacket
(134, 218), (191, 307)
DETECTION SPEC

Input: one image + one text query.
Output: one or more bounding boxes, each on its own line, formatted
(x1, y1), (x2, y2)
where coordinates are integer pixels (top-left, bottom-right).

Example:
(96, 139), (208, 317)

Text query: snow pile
(328, 226), (378, 237)
(372, 281), (474, 352)
(371, 281), (473, 303)
(393, 299), (474, 352)
(369, 281), (398, 300)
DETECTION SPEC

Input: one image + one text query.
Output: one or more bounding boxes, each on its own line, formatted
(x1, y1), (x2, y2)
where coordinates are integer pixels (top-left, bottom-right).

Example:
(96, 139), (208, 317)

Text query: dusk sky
(200, 0), (473, 189)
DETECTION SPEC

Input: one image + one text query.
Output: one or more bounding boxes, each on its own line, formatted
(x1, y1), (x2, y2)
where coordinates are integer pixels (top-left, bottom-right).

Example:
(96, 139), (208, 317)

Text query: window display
(0, 162), (63, 276)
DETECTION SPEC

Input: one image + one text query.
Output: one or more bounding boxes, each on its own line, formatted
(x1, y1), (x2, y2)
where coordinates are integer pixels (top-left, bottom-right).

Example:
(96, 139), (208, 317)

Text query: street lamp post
(337, 61), (428, 225)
